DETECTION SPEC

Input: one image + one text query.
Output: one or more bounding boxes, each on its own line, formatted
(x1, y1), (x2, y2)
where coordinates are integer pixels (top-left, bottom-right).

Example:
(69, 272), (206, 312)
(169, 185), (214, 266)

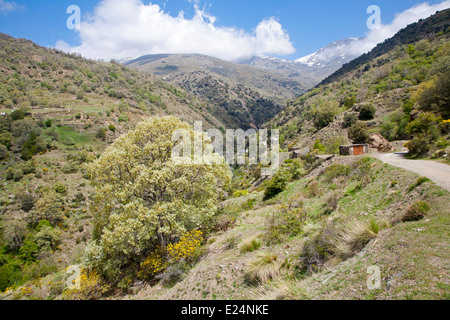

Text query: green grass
(55, 126), (95, 146)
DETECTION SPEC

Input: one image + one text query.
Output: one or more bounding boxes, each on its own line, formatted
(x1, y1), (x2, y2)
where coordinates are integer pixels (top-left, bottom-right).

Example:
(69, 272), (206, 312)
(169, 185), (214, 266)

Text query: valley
(0, 7), (449, 302)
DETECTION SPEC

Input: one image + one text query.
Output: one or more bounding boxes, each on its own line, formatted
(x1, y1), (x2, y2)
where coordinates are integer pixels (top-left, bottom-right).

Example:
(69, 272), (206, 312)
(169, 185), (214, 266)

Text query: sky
(0, 0), (449, 61)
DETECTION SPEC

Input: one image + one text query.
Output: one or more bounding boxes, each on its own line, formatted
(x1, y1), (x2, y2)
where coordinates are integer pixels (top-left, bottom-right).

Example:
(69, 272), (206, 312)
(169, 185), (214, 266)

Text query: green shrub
(408, 177), (431, 191)
(13, 169), (24, 181)
(5, 167), (15, 180)
(61, 161), (79, 174)
(31, 190), (65, 226)
(264, 198), (307, 245)
(232, 190), (248, 198)
(19, 234), (39, 262)
(359, 105), (376, 120)
(311, 139), (325, 155)
(323, 164), (351, 182)
(324, 136), (348, 154)
(15, 190), (35, 212)
(348, 122), (369, 144)
(35, 226), (61, 253)
(401, 201), (431, 222)
(0, 261), (23, 292)
(264, 169), (292, 200)
(406, 135), (432, 158)
(95, 128), (106, 141)
(53, 182), (68, 195)
(36, 220), (52, 232)
(241, 198), (257, 211)
(343, 113), (358, 128)
(314, 107), (337, 129)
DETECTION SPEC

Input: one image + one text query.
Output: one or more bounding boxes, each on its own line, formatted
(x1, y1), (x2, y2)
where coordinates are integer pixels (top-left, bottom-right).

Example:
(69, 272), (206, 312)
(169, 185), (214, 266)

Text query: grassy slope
(129, 156), (449, 300)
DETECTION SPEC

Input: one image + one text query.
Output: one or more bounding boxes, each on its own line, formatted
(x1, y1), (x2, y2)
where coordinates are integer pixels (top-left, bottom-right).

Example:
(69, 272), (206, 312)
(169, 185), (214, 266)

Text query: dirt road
(374, 152), (450, 192)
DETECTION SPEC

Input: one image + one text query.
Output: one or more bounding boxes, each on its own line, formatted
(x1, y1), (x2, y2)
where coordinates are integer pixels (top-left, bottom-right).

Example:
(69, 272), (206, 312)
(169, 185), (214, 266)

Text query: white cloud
(348, 0), (450, 56)
(298, 1), (450, 64)
(57, 0), (295, 61)
(0, 0), (24, 15)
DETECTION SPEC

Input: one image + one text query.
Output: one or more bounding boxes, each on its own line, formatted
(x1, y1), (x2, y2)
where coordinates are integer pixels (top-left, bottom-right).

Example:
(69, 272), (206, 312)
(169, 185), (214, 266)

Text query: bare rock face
(369, 133), (395, 153)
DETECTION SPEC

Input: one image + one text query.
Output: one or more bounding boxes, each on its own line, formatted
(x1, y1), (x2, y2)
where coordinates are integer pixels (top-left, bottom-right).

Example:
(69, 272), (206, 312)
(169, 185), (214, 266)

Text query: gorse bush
(138, 251), (167, 280)
(166, 230), (204, 263)
(62, 269), (105, 300)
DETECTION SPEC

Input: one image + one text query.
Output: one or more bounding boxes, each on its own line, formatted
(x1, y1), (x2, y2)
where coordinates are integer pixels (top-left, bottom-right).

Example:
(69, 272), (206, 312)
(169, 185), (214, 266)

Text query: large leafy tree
(85, 116), (231, 280)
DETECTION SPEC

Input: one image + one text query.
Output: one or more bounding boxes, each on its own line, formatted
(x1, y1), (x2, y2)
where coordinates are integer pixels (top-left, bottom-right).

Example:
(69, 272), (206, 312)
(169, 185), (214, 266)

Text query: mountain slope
(0, 33), (226, 131)
(320, 9), (450, 86)
(238, 39), (360, 86)
(267, 8), (450, 158)
(124, 53), (308, 129)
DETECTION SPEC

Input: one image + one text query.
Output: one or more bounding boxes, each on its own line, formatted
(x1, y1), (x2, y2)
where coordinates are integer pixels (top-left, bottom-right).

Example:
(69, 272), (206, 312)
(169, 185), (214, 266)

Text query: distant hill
(124, 53), (308, 129)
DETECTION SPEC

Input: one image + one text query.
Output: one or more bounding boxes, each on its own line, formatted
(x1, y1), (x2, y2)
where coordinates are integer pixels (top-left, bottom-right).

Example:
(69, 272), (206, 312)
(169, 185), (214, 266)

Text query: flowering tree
(84, 116), (231, 280)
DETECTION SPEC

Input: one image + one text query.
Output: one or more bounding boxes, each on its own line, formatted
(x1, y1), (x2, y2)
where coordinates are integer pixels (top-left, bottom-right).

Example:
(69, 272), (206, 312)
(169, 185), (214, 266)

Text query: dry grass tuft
(244, 251), (289, 284)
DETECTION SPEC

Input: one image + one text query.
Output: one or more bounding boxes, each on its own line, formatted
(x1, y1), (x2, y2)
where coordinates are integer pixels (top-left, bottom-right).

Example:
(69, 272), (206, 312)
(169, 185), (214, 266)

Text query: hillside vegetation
(125, 54), (301, 129)
(268, 9), (450, 160)
(0, 9), (449, 301)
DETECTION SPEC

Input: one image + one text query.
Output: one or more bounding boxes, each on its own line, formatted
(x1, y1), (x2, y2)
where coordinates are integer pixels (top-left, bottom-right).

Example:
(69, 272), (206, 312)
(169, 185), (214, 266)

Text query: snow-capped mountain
(238, 38), (362, 87)
(296, 38), (361, 69)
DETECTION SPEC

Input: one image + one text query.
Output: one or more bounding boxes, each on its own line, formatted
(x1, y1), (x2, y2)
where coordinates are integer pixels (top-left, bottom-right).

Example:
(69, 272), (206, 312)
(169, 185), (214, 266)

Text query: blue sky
(0, 0), (449, 61)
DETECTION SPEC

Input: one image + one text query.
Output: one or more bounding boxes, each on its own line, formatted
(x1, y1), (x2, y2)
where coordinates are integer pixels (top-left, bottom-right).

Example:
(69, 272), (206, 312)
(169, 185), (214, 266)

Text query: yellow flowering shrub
(167, 230), (203, 263)
(62, 269), (105, 300)
(138, 250), (167, 280)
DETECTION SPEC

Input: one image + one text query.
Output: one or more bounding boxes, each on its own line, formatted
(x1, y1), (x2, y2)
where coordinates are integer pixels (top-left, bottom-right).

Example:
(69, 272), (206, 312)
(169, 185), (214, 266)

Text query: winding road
(374, 152), (450, 192)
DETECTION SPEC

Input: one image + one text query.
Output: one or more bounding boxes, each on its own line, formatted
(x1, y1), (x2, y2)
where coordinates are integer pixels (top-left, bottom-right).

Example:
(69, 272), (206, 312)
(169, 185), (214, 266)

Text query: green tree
(31, 190), (65, 226)
(314, 107), (337, 129)
(84, 116), (231, 281)
(2, 220), (27, 252)
(0, 144), (8, 160)
(11, 118), (42, 147)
